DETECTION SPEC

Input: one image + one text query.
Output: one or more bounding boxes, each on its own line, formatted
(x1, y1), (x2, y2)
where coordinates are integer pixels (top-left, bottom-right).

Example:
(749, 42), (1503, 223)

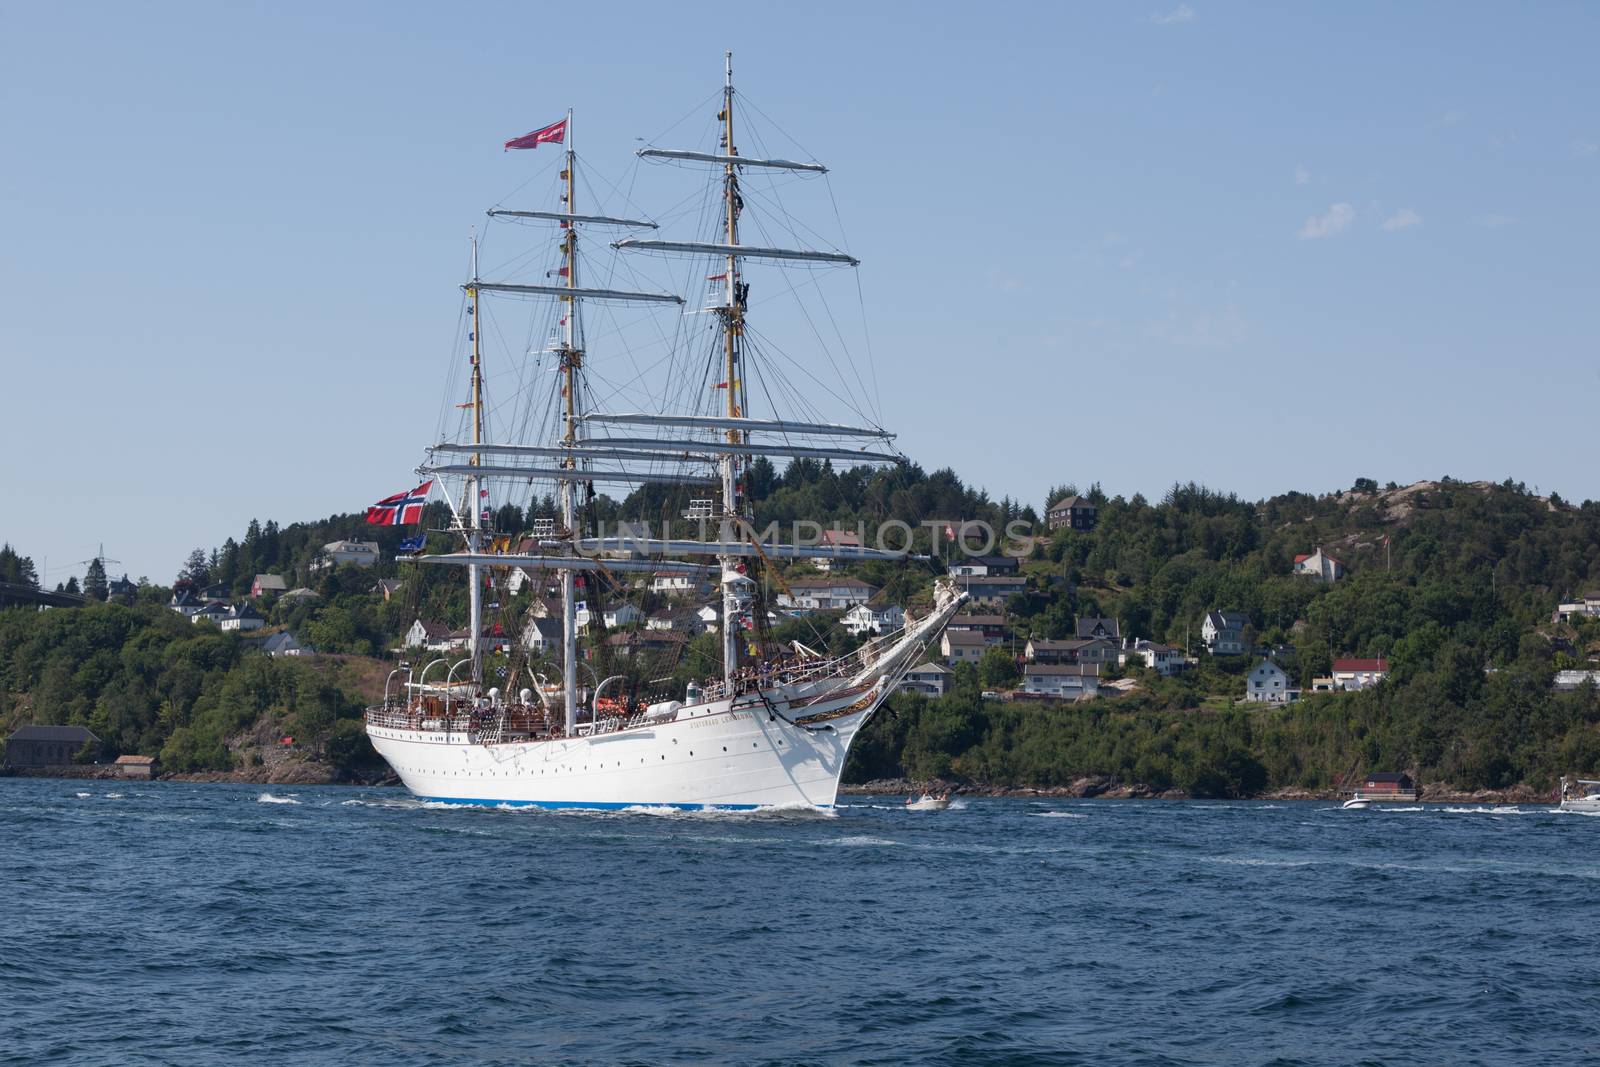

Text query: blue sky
(2, 2), (1596, 583)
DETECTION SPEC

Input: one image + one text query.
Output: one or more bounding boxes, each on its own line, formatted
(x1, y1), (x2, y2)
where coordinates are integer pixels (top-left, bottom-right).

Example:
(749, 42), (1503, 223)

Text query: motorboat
(1341, 797), (1372, 810)
(1558, 776), (1600, 813)
(905, 792), (952, 812)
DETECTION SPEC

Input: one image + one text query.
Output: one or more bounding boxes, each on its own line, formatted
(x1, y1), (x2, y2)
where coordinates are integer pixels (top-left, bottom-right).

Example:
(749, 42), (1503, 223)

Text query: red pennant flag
(505, 118), (567, 150)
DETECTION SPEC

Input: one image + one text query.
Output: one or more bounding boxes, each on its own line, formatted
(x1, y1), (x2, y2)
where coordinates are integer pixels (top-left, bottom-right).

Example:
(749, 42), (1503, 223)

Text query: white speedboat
(905, 793), (951, 812)
(1341, 797), (1372, 810)
(1559, 776), (1600, 813)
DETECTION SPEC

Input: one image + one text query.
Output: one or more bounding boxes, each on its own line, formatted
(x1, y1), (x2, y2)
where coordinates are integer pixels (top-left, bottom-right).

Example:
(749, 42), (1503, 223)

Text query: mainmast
(718, 51), (746, 688)
(559, 108), (581, 735)
(467, 235), (485, 684)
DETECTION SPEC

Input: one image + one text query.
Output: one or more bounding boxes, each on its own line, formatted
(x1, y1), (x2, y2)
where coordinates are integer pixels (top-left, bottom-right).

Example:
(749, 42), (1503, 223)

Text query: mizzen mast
(717, 51), (748, 689)
(466, 235), (486, 684)
(558, 108), (581, 736)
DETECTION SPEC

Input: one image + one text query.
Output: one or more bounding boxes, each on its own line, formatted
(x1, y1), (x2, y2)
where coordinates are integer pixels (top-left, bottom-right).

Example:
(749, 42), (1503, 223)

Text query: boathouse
(4, 725), (100, 768)
(114, 754), (158, 780)
(1361, 772), (1415, 795)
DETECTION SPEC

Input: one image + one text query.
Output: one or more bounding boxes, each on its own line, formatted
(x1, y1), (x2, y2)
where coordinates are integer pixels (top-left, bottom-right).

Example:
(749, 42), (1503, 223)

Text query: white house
(941, 629), (988, 666)
(217, 603), (265, 633)
(1125, 640), (1186, 676)
(1553, 592), (1600, 623)
(190, 601), (230, 626)
(260, 631), (313, 657)
(649, 573), (711, 599)
(956, 574), (1026, 607)
(842, 602), (906, 636)
(1331, 657), (1388, 691)
(521, 617), (561, 656)
(404, 619), (452, 652)
(1201, 611), (1249, 656)
(170, 589), (205, 618)
(1245, 659), (1298, 703)
(947, 555), (1021, 578)
(576, 602), (645, 631)
(811, 529), (862, 572)
(1293, 548), (1344, 582)
(779, 576), (877, 612)
(312, 540), (380, 571)
(1022, 663), (1101, 700)
(900, 662), (951, 698)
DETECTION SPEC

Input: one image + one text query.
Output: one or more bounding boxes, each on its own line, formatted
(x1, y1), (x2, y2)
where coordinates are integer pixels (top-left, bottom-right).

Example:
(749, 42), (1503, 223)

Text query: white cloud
(1442, 110), (1467, 126)
(1471, 213), (1517, 228)
(1380, 208), (1422, 232)
(1296, 202), (1355, 239)
(1294, 165), (1311, 186)
(1146, 4), (1196, 24)
(1572, 138), (1600, 158)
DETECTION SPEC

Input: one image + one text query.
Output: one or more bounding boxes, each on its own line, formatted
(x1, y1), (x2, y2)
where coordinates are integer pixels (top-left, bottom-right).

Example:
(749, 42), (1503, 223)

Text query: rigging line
(733, 90), (824, 168)
(743, 321), (870, 425)
(799, 263), (877, 424)
(488, 150), (566, 212)
(640, 88), (723, 151)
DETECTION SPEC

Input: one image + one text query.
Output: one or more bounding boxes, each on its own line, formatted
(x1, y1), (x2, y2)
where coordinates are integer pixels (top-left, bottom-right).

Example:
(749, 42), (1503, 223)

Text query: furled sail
(613, 239), (856, 266)
(636, 147), (826, 173)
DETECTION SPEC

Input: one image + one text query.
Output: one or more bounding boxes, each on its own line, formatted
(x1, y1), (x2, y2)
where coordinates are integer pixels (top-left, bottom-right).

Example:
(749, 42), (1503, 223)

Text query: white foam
(257, 792), (300, 805)
(74, 792), (92, 799)
(828, 834), (900, 847)
(1031, 811), (1088, 819)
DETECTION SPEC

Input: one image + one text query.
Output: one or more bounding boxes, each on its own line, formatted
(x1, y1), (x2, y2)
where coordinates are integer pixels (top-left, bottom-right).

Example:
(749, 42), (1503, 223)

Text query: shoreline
(3, 766), (1557, 805)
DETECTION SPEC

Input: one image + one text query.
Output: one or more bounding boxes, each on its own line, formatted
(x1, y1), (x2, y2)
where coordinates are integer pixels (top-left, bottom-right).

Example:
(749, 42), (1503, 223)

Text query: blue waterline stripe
(419, 796), (832, 812)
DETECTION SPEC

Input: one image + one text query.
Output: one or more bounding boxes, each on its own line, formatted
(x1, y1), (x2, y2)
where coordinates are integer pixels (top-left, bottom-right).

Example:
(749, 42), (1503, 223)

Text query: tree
(84, 557), (108, 602)
(181, 548), (210, 587)
(0, 544), (39, 587)
(978, 647), (1020, 690)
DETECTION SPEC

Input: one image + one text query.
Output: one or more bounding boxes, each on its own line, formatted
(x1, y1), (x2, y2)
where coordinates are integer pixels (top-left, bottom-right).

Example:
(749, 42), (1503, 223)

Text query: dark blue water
(3, 781), (1598, 1066)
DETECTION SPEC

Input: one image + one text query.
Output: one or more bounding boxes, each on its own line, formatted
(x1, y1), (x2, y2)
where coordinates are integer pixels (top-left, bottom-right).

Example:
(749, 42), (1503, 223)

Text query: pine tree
(181, 548), (209, 587)
(84, 557), (108, 602)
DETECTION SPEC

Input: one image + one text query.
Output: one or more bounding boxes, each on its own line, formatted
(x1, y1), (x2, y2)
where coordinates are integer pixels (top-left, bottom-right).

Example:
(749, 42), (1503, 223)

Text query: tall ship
(364, 55), (966, 810)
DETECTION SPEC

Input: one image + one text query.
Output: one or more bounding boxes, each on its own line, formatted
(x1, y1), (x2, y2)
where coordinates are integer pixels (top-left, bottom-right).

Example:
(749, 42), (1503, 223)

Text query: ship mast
(559, 108), (581, 735)
(718, 51), (744, 688)
(467, 234), (485, 685)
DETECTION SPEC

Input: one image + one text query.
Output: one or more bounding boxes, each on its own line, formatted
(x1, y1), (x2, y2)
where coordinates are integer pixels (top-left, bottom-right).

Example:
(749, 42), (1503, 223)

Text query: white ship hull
(367, 679), (887, 810)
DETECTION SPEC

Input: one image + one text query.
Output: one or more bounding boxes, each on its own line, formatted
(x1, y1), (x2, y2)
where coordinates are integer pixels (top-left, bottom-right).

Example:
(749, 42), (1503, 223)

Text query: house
(190, 601), (231, 626)
(107, 576), (139, 602)
(576, 602), (645, 630)
(1024, 638), (1078, 664)
(1201, 611), (1250, 656)
(1555, 669), (1600, 691)
(260, 632), (314, 657)
(604, 630), (688, 658)
(1046, 495), (1098, 532)
(201, 582), (231, 603)
(404, 619), (452, 651)
(899, 662), (952, 698)
(371, 578), (404, 601)
(1076, 617), (1120, 642)
(941, 629), (988, 666)
(448, 622), (510, 654)
(1293, 548), (1345, 582)
(1359, 771), (1415, 796)
(521, 617), (562, 656)
(114, 754), (158, 779)
(3, 725), (99, 767)
(218, 603), (265, 633)
(1331, 657), (1388, 691)
(779, 576), (877, 612)
(252, 574), (288, 597)
(947, 555), (1021, 578)
(649, 573), (711, 599)
(1125, 640), (1186, 676)
(312, 540), (380, 571)
(647, 608), (702, 634)
(694, 604), (722, 633)
(1553, 592), (1600, 623)
(169, 588), (204, 617)
(812, 529), (862, 572)
(946, 614), (1008, 644)
(1022, 663), (1101, 700)
(842, 601), (906, 636)
(957, 574), (1027, 607)
(279, 587), (320, 604)
(1245, 659), (1298, 703)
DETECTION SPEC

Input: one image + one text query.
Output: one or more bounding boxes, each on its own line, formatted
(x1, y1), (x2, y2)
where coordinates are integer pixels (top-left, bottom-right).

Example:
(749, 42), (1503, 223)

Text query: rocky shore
(843, 775), (1556, 805)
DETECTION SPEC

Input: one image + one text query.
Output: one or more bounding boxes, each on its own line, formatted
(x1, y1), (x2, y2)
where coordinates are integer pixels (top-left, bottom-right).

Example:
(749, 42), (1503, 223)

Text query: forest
(4, 466), (1600, 794)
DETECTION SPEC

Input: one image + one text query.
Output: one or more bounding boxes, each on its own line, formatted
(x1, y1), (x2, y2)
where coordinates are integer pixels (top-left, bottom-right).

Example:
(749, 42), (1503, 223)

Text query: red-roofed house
(1332, 657), (1388, 691)
(1293, 547), (1345, 582)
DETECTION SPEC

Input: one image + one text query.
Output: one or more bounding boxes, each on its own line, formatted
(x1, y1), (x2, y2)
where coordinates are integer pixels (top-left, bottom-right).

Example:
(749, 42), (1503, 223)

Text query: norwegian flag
(504, 117), (567, 151)
(365, 481), (432, 526)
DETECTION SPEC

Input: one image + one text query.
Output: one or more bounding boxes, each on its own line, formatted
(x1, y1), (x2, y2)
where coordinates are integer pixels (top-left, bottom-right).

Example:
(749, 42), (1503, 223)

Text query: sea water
(2, 779), (1597, 1065)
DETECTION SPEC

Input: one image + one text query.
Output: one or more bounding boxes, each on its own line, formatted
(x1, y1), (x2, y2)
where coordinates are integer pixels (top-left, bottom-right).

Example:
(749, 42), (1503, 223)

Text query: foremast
(558, 108), (581, 736)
